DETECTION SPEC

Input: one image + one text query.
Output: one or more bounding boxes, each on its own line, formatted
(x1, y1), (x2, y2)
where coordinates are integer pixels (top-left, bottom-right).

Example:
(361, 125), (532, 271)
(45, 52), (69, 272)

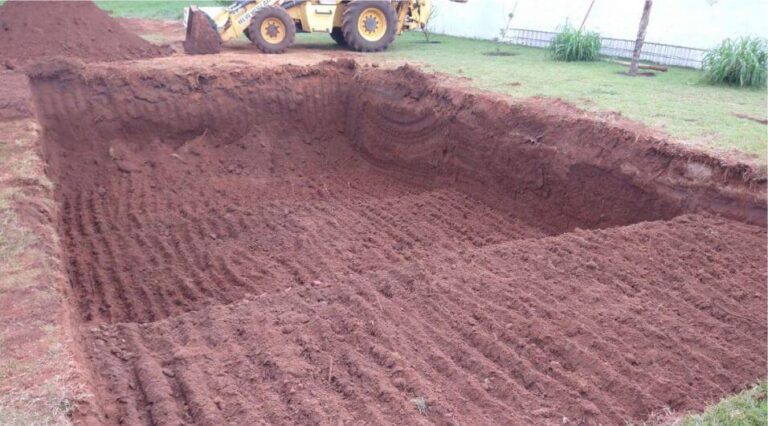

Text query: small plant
(550, 25), (601, 62)
(420, 5), (439, 44)
(703, 36), (767, 88)
(491, 12), (515, 55)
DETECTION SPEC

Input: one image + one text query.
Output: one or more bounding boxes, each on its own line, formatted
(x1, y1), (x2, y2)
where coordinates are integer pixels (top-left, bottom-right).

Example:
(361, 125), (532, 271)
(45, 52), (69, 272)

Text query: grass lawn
(312, 32), (767, 161)
(94, 0), (224, 20)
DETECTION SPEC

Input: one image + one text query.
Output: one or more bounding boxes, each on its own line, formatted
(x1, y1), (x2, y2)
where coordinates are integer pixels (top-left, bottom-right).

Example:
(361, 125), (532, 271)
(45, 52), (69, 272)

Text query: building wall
(430, 0), (768, 49)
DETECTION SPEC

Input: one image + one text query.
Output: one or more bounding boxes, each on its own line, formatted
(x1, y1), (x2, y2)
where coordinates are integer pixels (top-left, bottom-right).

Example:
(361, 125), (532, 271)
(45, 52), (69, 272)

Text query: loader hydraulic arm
(405, 0), (468, 31)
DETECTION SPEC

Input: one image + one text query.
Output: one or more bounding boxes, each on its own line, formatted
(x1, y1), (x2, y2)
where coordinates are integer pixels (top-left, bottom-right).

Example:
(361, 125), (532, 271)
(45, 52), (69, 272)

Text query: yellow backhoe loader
(184, 0), (466, 55)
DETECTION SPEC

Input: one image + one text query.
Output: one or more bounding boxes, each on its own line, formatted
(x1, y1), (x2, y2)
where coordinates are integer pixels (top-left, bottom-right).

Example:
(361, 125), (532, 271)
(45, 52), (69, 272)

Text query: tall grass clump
(550, 25), (601, 62)
(677, 380), (768, 425)
(703, 36), (767, 87)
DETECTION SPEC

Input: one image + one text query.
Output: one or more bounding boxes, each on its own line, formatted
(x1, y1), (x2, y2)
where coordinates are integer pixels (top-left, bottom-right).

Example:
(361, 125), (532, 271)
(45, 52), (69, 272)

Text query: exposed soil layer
(0, 70), (34, 120)
(0, 0), (167, 65)
(30, 60), (767, 424)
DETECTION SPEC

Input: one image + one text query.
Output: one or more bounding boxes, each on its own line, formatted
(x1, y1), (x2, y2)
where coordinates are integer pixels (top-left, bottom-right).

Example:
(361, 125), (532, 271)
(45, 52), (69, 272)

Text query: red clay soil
(28, 60), (767, 424)
(0, 70), (34, 120)
(0, 0), (167, 66)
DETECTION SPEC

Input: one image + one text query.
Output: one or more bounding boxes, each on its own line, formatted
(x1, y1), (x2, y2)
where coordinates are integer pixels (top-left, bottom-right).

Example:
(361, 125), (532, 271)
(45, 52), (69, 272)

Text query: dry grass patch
(0, 119), (86, 425)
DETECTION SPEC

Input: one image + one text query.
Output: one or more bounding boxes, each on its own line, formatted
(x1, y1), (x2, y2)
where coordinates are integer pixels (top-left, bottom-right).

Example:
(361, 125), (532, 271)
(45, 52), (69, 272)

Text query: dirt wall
(30, 59), (766, 233)
(348, 66), (766, 231)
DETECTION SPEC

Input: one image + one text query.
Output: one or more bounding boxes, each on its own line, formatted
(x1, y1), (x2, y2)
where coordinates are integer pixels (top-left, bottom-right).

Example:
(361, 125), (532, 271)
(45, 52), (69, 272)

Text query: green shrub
(550, 25), (601, 62)
(703, 36), (767, 88)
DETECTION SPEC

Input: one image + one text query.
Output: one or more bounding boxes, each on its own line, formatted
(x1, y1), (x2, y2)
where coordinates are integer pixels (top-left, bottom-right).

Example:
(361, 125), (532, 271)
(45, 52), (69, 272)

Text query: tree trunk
(629, 0), (653, 75)
(579, 0), (596, 31)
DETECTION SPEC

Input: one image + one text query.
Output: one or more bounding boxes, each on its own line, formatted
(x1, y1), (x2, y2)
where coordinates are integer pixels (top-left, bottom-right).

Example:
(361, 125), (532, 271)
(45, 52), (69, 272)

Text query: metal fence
(503, 28), (707, 69)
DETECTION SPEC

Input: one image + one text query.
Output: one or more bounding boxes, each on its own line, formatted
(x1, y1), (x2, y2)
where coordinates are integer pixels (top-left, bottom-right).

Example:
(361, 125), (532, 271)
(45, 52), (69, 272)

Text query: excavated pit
(30, 60), (767, 424)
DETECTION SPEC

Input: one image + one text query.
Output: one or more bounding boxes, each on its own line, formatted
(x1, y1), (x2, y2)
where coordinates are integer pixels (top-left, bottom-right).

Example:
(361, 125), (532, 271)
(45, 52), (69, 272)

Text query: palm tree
(628, 0), (653, 75)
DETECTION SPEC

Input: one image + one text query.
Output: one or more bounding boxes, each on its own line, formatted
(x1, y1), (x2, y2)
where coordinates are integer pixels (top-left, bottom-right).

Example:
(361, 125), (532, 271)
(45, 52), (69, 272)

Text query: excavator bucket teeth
(184, 8), (222, 55)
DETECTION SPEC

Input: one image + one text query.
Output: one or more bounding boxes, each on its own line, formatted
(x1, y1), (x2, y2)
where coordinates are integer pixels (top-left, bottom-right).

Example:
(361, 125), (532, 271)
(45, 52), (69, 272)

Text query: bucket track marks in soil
(29, 60), (766, 424)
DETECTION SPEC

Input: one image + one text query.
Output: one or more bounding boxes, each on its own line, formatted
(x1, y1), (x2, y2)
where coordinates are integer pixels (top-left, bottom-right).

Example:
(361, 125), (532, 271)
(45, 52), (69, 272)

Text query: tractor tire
(341, 1), (398, 52)
(330, 27), (347, 47)
(248, 6), (296, 54)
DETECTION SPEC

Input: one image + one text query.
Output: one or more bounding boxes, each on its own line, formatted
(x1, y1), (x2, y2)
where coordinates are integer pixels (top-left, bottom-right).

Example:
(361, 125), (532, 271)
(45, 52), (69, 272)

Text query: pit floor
(49, 116), (766, 424)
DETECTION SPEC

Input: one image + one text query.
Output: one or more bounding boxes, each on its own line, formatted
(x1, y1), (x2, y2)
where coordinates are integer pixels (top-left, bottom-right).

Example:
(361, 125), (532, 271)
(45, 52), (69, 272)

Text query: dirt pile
(0, 0), (167, 66)
(29, 61), (767, 423)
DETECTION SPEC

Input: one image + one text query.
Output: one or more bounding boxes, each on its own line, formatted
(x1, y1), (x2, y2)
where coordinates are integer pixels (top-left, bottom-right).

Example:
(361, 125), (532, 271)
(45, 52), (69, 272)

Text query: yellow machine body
(195, 0), (439, 47)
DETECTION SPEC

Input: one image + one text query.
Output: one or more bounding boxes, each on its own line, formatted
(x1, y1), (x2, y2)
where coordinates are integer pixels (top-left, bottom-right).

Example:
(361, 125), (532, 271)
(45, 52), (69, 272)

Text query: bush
(550, 25), (601, 62)
(703, 36), (767, 88)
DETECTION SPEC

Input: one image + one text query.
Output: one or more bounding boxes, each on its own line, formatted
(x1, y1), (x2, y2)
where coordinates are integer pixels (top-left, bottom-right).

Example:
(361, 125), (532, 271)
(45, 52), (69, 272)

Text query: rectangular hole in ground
(31, 61), (696, 324)
(28, 61), (767, 425)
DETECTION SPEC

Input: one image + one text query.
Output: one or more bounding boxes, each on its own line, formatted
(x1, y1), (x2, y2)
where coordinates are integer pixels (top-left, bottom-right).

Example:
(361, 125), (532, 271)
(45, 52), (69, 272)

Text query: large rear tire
(341, 1), (398, 52)
(248, 6), (296, 54)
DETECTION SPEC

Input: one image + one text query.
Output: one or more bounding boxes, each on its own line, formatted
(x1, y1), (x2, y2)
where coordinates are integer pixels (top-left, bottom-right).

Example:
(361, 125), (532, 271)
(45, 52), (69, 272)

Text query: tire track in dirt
(60, 167), (538, 322)
(59, 132), (543, 325)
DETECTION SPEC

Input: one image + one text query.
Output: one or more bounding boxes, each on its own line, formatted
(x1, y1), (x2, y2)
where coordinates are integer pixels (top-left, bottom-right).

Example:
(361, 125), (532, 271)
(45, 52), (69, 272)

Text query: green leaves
(550, 25), (601, 62)
(704, 36), (767, 88)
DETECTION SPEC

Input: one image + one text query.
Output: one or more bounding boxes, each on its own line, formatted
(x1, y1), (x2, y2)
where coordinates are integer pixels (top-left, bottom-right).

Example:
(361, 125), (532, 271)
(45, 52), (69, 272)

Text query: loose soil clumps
(0, 0), (167, 65)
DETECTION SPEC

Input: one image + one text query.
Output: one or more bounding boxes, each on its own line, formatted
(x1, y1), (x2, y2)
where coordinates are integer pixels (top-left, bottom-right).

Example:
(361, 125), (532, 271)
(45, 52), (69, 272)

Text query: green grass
(677, 381), (768, 426)
(94, 0), (224, 20)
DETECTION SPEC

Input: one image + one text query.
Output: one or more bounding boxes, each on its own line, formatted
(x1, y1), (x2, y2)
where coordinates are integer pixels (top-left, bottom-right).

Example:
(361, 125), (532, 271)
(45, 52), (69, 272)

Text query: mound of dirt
(0, 0), (167, 65)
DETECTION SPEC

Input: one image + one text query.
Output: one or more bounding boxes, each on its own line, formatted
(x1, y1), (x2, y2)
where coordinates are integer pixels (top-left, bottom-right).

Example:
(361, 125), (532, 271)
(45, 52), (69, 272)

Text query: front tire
(341, 1), (398, 52)
(248, 6), (296, 54)
(330, 27), (347, 47)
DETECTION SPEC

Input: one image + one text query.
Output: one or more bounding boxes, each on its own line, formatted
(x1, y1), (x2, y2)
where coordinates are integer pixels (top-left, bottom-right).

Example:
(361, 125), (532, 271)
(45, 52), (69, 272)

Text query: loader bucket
(183, 7), (222, 55)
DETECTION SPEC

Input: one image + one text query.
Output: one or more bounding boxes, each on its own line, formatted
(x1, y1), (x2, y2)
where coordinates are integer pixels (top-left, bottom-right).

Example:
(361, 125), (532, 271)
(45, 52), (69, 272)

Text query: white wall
(430, 0), (768, 49)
